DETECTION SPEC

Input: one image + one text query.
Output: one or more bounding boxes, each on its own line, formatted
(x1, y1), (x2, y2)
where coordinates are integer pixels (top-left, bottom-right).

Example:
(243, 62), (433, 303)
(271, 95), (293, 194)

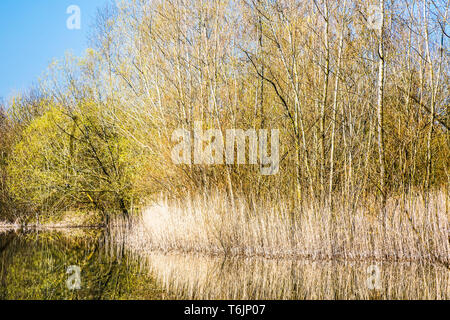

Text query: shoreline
(1, 221), (448, 270)
(0, 222), (105, 230)
(125, 245), (450, 268)
(112, 191), (450, 269)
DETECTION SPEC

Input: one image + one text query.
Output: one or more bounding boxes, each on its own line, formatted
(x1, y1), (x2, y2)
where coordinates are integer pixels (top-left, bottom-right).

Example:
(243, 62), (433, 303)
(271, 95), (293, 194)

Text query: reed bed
(111, 190), (449, 266)
(133, 252), (449, 300)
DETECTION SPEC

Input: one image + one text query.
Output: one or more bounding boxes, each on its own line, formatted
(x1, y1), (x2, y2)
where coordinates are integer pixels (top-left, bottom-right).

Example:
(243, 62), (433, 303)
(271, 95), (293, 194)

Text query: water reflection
(0, 230), (164, 300)
(1, 230), (448, 300)
(138, 252), (449, 300)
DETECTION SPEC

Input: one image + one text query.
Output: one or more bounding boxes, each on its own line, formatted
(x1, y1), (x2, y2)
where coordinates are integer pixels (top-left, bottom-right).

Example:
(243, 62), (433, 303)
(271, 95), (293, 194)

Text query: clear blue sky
(0, 0), (107, 100)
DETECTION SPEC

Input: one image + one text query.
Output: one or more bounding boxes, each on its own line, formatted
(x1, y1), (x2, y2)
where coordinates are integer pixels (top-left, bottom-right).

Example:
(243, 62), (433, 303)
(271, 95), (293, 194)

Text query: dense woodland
(0, 0), (448, 223)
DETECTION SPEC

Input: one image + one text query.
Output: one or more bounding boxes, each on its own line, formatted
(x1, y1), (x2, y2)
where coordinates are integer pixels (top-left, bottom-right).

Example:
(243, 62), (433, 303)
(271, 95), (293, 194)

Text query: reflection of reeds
(113, 191), (449, 265)
(106, 191), (449, 299)
(133, 253), (449, 300)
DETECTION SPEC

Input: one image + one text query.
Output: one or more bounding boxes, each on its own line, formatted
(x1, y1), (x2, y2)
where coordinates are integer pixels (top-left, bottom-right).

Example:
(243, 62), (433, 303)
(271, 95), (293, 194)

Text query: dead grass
(112, 190), (449, 266)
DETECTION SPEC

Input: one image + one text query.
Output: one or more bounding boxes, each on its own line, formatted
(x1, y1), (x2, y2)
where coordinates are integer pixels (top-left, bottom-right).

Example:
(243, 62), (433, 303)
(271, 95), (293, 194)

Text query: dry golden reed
(106, 190), (449, 299)
(112, 191), (449, 266)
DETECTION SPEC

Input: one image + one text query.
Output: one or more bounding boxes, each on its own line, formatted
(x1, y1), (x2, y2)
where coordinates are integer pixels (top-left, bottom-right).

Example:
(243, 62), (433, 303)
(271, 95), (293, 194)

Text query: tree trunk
(376, 0), (387, 207)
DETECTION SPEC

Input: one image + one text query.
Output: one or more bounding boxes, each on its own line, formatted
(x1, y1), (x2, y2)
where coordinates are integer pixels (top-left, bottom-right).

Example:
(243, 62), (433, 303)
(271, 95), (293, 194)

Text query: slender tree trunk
(320, 0), (330, 204)
(258, 0), (265, 129)
(423, 0), (447, 192)
(376, 0), (387, 207)
(424, 0), (434, 193)
(329, 0), (347, 206)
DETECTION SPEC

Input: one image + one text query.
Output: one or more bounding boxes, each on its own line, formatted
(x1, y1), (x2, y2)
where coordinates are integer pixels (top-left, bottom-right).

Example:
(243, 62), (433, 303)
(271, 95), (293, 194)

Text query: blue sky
(0, 0), (107, 100)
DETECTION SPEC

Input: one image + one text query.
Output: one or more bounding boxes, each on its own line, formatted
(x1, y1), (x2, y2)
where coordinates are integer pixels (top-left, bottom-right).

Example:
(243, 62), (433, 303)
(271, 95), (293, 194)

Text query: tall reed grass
(111, 191), (449, 266)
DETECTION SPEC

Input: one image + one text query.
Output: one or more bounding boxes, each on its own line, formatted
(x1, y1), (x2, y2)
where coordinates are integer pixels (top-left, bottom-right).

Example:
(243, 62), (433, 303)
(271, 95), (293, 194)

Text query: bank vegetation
(0, 0), (448, 262)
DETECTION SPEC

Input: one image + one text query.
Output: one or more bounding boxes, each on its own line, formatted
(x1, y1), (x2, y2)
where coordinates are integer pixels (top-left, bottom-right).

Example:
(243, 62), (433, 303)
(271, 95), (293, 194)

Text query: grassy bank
(111, 190), (449, 266)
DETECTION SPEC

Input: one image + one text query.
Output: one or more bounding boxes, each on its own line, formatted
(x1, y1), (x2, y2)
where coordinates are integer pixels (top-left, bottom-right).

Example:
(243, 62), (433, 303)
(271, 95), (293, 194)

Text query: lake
(0, 229), (448, 300)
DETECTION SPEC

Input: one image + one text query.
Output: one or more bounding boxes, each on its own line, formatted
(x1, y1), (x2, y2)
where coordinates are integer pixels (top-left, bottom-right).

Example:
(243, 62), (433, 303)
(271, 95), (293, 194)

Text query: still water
(0, 229), (166, 299)
(0, 229), (448, 300)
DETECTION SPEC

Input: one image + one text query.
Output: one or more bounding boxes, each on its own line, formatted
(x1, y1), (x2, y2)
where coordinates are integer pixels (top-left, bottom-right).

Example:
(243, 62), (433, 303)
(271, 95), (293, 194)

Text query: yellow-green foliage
(1, 0), (449, 221)
(7, 102), (143, 218)
(7, 106), (68, 209)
